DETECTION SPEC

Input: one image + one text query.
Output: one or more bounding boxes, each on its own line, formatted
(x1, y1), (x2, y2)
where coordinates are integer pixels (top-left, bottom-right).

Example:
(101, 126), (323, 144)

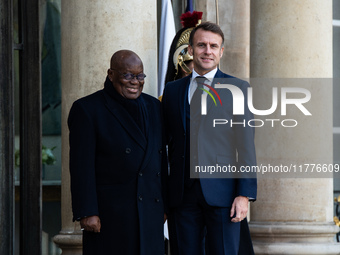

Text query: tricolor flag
(158, 0), (176, 96)
(186, 0), (193, 12)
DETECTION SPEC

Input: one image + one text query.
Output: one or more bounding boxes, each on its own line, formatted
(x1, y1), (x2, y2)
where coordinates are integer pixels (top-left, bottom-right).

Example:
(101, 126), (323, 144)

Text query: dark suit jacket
(68, 83), (166, 255)
(162, 69), (257, 208)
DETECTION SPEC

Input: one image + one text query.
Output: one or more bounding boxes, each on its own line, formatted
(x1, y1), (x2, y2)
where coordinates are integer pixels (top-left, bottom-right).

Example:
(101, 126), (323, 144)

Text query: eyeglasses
(111, 69), (146, 81)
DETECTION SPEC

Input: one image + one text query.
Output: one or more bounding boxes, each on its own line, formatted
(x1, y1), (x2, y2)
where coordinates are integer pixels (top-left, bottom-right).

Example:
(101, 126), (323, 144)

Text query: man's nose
(204, 45), (212, 54)
(130, 76), (139, 83)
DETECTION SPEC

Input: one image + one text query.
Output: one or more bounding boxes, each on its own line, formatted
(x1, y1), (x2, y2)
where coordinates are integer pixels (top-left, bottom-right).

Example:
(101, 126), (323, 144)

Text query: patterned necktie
(191, 76), (207, 118)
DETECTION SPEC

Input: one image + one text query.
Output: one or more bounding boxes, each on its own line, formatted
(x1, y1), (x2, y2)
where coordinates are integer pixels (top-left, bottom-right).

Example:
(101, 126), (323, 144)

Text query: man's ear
(188, 45), (193, 56)
(220, 46), (225, 57)
(107, 69), (113, 81)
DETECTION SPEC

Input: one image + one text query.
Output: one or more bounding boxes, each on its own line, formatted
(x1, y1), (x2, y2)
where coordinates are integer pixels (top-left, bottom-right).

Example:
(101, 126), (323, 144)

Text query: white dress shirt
(188, 68), (218, 104)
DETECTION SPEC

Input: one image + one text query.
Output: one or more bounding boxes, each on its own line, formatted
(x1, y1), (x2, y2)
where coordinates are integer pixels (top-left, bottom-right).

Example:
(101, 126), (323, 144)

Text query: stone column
(196, 0), (250, 78)
(53, 1), (158, 254)
(250, 0), (339, 254)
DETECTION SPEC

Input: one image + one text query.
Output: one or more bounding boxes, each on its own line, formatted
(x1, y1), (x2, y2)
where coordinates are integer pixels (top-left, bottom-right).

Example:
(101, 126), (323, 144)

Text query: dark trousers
(168, 180), (240, 255)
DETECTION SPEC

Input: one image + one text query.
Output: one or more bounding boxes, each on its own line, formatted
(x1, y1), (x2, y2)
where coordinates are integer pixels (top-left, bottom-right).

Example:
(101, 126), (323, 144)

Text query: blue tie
(191, 76), (207, 119)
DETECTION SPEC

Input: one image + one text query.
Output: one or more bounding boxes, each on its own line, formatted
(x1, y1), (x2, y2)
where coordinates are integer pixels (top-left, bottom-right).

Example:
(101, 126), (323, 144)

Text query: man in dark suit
(68, 50), (166, 255)
(162, 22), (257, 255)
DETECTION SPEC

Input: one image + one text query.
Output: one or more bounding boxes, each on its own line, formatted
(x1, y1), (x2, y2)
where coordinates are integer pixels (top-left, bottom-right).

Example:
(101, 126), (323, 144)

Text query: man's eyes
(197, 44), (219, 48)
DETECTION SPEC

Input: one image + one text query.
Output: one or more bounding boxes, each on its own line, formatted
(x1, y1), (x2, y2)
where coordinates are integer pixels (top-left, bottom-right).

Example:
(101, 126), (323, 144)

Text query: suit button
(182, 155), (185, 159)
(155, 198), (160, 203)
(139, 172), (143, 177)
(159, 149), (162, 154)
(157, 172), (161, 177)
(138, 195), (143, 201)
(125, 148), (131, 154)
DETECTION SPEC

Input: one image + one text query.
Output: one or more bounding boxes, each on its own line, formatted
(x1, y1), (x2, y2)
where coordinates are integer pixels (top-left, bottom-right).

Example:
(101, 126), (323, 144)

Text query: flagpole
(215, 0), (219, 25)
(215, 0), (220, 69)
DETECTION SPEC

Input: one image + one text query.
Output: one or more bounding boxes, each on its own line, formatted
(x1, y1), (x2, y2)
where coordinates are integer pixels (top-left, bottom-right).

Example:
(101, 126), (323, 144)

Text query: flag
(186, 0), (193, 12)
(158, 0), (176, 97)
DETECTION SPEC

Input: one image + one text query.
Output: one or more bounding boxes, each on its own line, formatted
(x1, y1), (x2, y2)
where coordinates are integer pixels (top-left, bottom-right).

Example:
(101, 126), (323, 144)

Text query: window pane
(13, 0), (20, 44)
(333, 27), (340, 127)
(334, 0), (340, 20)
(334, 27), (340, 79)
(334, 134), (340, 164)
(41, 1), (62, 254)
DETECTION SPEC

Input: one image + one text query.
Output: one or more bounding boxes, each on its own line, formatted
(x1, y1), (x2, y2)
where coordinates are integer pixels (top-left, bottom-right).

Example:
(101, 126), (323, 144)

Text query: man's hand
(80, 216), (101, 233)
(230, 196), (249, 223)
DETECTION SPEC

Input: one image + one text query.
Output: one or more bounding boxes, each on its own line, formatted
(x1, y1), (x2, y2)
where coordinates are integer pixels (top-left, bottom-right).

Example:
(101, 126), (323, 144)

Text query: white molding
(333, 20), (340, 27)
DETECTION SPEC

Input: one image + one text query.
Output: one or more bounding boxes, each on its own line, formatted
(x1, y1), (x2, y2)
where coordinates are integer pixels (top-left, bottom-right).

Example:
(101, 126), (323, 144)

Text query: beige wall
(250, 0), (338, 254)
(196, 0), (250, 78)
(54, 1), (158, 253)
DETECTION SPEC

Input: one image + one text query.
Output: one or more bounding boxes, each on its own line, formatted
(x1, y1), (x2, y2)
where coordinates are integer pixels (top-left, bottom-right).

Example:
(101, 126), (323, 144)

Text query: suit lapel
(179, 75), (191, 132)
(103, 91), (147, 150)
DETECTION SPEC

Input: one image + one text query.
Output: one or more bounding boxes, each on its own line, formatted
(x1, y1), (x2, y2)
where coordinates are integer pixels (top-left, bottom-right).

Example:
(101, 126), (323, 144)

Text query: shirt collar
(189, 68), (218, 103)
(192, 68), (218, 82)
